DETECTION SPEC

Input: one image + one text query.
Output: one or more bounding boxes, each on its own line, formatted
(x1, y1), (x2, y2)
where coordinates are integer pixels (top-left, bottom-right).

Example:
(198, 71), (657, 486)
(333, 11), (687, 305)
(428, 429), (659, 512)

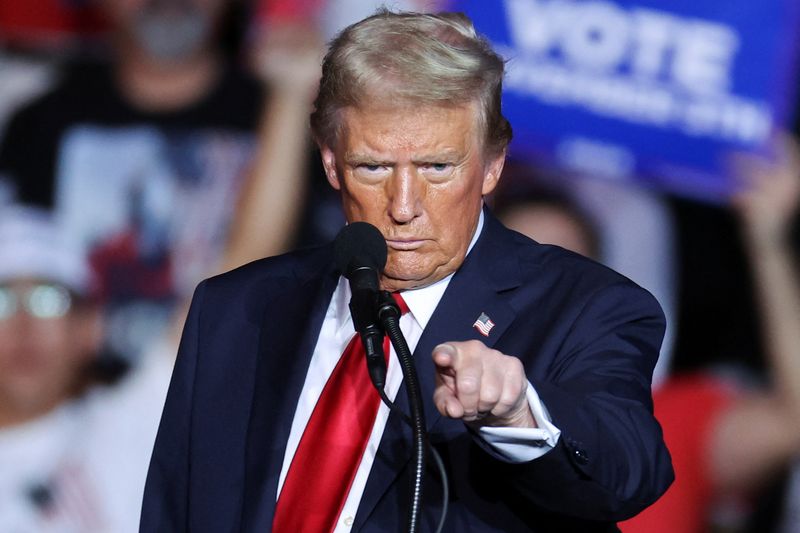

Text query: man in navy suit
(140, 10), (673, 532)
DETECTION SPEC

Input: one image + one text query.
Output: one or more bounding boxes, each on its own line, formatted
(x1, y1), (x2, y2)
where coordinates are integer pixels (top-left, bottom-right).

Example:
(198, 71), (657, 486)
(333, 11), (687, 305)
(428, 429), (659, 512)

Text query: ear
(481, 150), (506, 196)
(320, 145), (342, 191)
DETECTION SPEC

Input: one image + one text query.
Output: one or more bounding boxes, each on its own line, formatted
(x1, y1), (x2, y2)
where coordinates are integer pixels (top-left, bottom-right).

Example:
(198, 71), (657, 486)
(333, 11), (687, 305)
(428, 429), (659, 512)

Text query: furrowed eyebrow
(412, 150), (462, 164)
(344, 153), (392, 166)
(343, 149), (464, 166)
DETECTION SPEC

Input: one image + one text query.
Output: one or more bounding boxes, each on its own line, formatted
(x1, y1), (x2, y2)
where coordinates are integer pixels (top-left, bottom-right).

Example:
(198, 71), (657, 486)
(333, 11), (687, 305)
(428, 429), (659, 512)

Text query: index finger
(432, 343), (458, 369)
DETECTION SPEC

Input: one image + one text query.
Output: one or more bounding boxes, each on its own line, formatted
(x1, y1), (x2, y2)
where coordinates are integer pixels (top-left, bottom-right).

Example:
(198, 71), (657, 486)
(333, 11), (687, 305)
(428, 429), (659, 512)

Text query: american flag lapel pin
(472, 312), (495, 337)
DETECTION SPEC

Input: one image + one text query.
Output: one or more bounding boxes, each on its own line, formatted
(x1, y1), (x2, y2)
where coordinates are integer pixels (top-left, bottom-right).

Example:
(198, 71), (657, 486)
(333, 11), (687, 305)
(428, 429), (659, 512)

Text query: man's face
(101, 0), (223, 60)
(0, 280), (99, 421)
(321, 102), (505, 291)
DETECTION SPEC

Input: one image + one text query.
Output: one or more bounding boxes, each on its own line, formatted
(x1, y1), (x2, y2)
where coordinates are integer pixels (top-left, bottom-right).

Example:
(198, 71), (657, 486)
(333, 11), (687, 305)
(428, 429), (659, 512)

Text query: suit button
(573, 448), (589, 465)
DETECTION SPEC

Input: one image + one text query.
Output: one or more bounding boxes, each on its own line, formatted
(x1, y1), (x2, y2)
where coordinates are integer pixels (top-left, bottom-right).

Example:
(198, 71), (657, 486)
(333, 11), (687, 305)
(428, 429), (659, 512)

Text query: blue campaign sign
(448, 0), (800, 201)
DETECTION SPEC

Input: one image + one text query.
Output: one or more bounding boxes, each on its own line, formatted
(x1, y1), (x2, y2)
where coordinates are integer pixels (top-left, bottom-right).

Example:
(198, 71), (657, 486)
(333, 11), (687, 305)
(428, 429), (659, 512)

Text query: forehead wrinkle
(338, 102), (481, 163)
(342, 132), (400, 162)
(345, 145), (468, 167)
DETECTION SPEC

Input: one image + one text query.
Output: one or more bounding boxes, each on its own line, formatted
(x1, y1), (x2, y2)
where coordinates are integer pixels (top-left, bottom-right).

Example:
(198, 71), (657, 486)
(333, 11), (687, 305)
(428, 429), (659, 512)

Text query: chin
(384, 262), (427, 281)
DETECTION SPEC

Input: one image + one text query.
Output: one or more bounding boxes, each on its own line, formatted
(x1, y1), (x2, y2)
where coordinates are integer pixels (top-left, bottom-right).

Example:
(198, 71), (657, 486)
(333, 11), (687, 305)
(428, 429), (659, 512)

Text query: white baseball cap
(0, 205), (92, 295)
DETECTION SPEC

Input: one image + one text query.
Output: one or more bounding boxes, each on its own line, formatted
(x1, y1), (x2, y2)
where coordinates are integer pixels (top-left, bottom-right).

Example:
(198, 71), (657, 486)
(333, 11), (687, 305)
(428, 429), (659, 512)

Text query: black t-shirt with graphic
(0, 60), (342, 360)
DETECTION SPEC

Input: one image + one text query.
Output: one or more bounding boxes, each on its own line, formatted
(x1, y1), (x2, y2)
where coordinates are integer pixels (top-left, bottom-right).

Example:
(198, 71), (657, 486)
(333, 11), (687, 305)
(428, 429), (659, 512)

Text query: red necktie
(273, 293), (409, 532)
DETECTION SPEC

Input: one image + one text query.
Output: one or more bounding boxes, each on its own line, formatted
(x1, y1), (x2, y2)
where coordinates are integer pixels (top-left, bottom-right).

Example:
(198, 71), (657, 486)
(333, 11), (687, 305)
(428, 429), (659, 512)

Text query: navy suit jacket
(140, 210), (673, 532)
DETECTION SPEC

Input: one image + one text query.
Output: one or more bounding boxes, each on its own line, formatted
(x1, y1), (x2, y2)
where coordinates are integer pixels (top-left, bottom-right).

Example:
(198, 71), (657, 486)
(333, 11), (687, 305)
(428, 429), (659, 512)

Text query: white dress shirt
(276, 211), (561, 531)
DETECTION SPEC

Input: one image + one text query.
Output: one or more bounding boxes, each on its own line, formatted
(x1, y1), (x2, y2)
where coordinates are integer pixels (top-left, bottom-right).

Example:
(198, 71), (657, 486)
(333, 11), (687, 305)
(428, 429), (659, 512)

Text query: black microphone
(335, 222), (433, 532)
(334, 222), (389, 389)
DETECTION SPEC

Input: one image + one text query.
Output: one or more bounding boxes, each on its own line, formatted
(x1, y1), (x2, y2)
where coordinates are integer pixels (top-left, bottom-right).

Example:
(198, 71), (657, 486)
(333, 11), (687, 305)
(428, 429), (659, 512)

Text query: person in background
(0, 206), (173, 533)
(0, 0), (322, 363)
(495, 188), (601, 260)
(619, 135), (800, 533)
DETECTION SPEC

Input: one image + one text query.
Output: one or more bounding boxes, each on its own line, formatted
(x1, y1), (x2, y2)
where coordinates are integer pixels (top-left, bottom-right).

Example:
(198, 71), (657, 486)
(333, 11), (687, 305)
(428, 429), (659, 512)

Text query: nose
(387, 168), (423, 224)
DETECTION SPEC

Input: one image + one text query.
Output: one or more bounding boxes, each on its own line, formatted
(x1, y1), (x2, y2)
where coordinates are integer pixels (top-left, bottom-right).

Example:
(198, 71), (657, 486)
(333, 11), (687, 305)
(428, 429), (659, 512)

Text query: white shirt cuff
(475, 381), (561, 463)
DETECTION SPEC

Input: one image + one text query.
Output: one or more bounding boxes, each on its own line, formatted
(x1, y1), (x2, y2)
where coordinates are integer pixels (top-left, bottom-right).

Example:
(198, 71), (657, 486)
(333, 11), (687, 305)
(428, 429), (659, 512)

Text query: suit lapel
(240, 249), (339, 531)
(354, 210), (523, 529)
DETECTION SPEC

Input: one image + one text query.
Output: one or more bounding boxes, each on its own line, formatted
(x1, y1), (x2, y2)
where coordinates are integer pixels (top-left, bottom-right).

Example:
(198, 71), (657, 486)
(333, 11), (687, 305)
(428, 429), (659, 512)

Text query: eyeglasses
(0, 284), (73, 320)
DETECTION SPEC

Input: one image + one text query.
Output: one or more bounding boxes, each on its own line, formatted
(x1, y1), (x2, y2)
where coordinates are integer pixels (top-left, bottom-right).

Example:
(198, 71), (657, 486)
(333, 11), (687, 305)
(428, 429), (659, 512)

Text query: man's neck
(115, 45), (222, 113)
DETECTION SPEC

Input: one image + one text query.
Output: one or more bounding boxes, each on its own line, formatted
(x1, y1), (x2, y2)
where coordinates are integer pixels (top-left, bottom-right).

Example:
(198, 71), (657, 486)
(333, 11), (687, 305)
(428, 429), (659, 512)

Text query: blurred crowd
(0, 1), (798, 532)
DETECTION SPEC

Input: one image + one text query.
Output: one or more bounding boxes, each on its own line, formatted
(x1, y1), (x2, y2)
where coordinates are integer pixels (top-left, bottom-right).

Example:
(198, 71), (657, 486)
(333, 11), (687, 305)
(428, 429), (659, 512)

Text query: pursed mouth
(386, 239), (426, 251)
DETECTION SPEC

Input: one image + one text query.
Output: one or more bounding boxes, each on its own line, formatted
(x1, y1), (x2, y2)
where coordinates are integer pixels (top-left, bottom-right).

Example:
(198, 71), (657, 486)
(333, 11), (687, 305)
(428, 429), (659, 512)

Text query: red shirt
(621, 374), (737, 533)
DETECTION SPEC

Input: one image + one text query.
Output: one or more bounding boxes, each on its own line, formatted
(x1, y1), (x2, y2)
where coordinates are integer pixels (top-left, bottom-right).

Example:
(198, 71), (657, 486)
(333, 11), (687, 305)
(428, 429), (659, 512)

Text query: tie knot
(392, 292), (410, 316)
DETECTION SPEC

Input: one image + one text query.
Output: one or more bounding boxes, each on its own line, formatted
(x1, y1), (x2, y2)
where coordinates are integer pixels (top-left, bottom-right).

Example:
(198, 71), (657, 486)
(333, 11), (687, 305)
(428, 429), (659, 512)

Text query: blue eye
(421, 162), (451, 172)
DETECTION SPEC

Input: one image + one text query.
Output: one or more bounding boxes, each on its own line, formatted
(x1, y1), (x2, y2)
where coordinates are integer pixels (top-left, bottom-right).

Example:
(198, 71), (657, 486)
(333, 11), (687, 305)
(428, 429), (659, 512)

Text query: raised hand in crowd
(712, 133), (800, 492)
(220, 20), (325, 271)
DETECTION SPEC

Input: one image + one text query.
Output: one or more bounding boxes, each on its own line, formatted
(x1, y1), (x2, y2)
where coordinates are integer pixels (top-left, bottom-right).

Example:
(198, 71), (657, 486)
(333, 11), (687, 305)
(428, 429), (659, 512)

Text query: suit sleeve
(494, 281), (673, 521)
(139, 281), (206, 532)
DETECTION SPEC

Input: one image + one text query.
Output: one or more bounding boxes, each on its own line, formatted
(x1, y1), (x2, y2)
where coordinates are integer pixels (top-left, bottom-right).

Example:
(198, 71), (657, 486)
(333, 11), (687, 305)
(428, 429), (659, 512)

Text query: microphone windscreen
(334, 222), (388, 276)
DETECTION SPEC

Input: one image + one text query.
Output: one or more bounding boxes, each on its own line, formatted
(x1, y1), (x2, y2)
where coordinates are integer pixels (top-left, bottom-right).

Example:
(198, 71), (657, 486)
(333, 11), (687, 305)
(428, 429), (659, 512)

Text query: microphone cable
(374, 386), (449, 533)
(375, 291), (449, 533)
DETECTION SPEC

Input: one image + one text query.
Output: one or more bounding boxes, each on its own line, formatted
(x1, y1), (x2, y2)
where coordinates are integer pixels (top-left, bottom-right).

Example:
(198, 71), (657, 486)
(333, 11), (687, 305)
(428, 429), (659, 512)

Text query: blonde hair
(311, 9), (512, 156)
